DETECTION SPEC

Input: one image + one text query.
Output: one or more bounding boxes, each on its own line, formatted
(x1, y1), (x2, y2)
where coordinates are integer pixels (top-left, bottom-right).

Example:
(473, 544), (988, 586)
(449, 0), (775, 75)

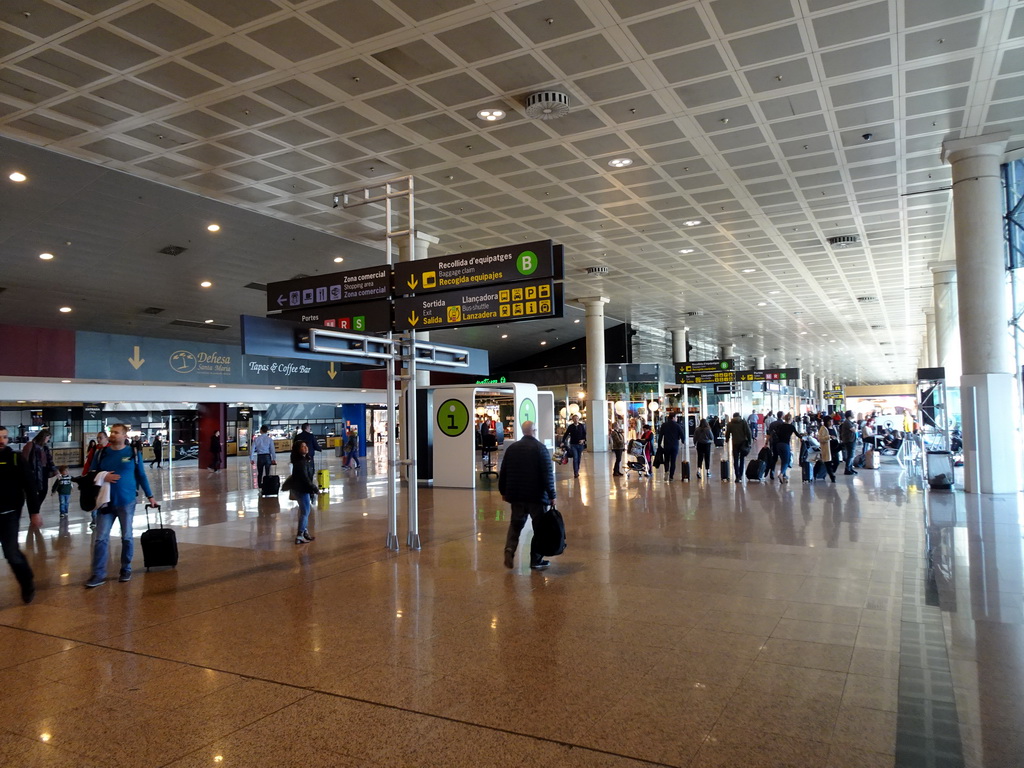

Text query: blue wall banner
(75, 331), (362, 388)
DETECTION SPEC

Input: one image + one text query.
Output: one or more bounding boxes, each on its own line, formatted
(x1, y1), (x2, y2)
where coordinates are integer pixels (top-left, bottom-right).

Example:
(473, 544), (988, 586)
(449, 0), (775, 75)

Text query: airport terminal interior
(3, 1), (1024, 767)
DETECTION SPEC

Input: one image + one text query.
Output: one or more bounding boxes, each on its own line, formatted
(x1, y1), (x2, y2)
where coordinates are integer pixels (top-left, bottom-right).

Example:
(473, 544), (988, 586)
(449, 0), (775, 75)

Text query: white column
(932, 261), (962, 381)
(925, 312), (938, 369)
(942, 132), (1020, 494)
(397, 231), (439, 388)
(755, 355), (766, 369)
(720, 343), (735, 360)
(671, 328), (688, 362)
(577, 297), (610, 453)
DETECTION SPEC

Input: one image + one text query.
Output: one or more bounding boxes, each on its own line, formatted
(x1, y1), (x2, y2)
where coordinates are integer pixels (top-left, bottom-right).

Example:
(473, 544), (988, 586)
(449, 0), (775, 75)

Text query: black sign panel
(394, 280), (562, 331)
(676, 359), (734, 374)
(394, 240), (555, 296)
(822, 388), (845, 399)
(737, 368), (801, 382)
(266, 265), (392, 312)
(273, 301), (393, 334)
(680, 371), (736, 385)
(83, 403), (103, 420)
(713, 383), (735, 394)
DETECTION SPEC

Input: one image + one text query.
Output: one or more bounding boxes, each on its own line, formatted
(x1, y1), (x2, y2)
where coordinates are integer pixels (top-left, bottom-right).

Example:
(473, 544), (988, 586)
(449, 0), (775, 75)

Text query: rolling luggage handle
(145, 502), (164, 529)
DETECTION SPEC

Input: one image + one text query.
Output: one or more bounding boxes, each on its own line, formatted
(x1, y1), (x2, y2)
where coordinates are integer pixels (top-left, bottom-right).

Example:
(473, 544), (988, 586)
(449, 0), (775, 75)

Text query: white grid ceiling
(2, 0), (1023, 383)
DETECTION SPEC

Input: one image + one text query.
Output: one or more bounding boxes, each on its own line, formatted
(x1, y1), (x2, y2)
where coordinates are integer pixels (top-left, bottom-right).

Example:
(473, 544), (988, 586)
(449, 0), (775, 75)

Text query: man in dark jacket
(724, 412), (753, 483)
(1, 425), (40, 603)
(499, 420), (556, 571)
(840, 410), (858, 475)
(294, 424), (319, 462)
(657, 414), (686, 481)
(561, 414), (586, 478)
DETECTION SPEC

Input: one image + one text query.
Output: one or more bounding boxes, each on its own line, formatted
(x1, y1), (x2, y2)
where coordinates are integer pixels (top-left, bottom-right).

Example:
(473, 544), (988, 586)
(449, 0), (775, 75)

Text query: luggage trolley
(625, 439), (651, 478)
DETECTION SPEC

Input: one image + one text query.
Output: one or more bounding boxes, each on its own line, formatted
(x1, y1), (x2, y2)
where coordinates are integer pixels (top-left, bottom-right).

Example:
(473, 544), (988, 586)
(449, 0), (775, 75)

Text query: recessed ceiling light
(829, 339), (837, 343)
(274, 386), (282, 390)
(9, 171), (26, 182)
(207, 223), (220, 232)
(501, 334), (508, 339)
(573, 319), (580, 323)
(333, 257), (344, 263)
(59, 306), (72, 313)
(540, 341), (547, 345)
(61, 380), (71, 384)
(200, 280), (212, 288)
(800, 331), (808, 335)
(678, 248), (694, 254)
(756, 302), (767, 306)
(204, 319), (214, 324)
(608, 157), (633, 168)
(477, 108), (506, 121)
(684, 220), (701, 227)
(769, 290), (780, 294)
(741, 268), (756, 273)
(39, 252), (54, 260)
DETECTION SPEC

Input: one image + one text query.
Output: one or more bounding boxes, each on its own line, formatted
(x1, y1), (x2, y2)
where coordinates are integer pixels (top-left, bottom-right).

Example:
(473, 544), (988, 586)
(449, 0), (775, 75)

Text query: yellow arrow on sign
(408, 310), (419, 327)
(407, 275), (419, 290)
(327, 362), (337, 380)
(128, 346), (145, 370)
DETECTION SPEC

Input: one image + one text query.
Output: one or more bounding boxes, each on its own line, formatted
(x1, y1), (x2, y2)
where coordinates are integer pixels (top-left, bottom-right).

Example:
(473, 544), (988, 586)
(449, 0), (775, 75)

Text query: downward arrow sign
(128, 346), (145, 370)
(327, 362), (337, 380)
(407, 275), (418, 290)
(408, 311), (419, 327)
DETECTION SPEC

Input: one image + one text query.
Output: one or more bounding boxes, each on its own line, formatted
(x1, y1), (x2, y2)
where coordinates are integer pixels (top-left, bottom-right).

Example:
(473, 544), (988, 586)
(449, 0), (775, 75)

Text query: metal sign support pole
(404, 184), (420, 550)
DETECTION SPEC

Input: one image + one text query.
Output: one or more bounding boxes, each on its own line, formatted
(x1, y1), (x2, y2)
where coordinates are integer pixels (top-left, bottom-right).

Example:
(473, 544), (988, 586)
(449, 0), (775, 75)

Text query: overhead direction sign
(266, 265), (392, 312)
(394, 240), (557, 296)
(677, 359), (734, 374)
(737, 368), (801, 382)
(274, 301), (392, 334)
(394, 280), (562, 332)
(823, 387), (845, 399)
(681, 371), (736, 385)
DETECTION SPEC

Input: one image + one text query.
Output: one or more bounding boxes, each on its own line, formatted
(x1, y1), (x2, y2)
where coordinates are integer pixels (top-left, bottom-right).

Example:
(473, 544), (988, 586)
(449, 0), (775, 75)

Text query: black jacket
(563, 423), (586, 446)
(658, 420), (685, 451)
(0, 446), (30, 511)
(288, 454), (319, 495)
(498, 435), (555, 505)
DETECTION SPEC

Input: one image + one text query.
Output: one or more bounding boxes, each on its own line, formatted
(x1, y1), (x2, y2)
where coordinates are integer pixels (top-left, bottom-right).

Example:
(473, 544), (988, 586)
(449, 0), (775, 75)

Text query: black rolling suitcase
(261, 473), (280, 497)
(140, 503), (177, 570)
(801, 462), (812, 483)
(720, 458), (730, 481)
(679, 460), (690, 481)
(746, 459), (766, 481)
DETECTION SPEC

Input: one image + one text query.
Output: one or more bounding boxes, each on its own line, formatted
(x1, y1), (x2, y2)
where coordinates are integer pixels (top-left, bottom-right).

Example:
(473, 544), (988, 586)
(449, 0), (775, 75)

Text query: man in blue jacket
(499, 421), (556, 571)
(85, 423), (157, 588)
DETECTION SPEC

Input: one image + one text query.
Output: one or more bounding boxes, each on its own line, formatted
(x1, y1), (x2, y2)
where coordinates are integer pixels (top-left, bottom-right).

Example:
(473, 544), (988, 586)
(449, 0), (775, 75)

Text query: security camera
(862, 133), (873, 141)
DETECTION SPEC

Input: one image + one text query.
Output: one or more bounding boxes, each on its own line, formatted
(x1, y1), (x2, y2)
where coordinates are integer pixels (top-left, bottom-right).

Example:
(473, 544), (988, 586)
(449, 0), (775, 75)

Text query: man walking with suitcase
(499, 421), (556, 571)
(251, 424), (277, 488)
(85, 423), (157, 588)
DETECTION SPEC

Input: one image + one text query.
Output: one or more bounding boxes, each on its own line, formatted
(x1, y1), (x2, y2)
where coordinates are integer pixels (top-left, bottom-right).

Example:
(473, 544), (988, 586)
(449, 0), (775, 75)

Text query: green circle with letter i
(437, 399), (470, 437)
(516, 250), (538, 276)
(518, 397), (537, 426)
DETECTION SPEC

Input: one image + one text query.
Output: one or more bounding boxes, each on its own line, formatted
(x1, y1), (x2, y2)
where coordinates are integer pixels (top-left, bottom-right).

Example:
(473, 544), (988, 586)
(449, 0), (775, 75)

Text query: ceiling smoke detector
(827, 235), (859, 249)
(525, 91), (571, 121)
(585, 266), (609, 275)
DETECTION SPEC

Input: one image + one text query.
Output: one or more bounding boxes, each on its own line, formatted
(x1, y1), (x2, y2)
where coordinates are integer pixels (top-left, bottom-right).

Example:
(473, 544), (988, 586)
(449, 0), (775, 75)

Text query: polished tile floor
(0, 447), (1021, 767)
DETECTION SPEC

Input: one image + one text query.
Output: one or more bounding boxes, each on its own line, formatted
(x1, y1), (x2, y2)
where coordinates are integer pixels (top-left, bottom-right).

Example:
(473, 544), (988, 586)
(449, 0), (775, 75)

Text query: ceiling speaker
(525, 91), (570, 120)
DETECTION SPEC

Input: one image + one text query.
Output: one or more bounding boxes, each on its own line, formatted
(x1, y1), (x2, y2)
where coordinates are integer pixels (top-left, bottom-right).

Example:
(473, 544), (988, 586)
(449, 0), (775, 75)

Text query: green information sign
(437, 399), (470, 437)
(518, 397), (537, 427)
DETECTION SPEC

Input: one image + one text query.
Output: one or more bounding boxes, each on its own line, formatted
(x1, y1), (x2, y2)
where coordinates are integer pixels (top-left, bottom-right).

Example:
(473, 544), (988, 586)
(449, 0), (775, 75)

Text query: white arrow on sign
(277, 294), (287, 306)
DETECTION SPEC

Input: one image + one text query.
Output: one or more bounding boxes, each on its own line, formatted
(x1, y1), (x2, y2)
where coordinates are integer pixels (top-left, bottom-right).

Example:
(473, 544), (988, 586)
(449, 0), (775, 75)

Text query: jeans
(0, 508), (33, 593)
(255, 454), (273, 485)
(504, 502), (545, 566)
(612, 449), (623, 474)
(59, 494), (70, 515)
(732, 447), (747, 481)
(662, 449), (678, 479)
(843, 442), (857, 472)
(345, 449), (360, 468)
(566, 444), (583, 475)
(296, 493), (312, 535)
(774, 442), (792, 477)
(91, 503), (135, 579)
(695, 442), (711, 473)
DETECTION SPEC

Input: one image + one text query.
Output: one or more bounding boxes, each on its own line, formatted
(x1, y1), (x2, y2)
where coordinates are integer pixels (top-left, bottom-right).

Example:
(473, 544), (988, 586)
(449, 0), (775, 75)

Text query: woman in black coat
(288, 442), (319, 544)
(209, 430), (222, 471)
